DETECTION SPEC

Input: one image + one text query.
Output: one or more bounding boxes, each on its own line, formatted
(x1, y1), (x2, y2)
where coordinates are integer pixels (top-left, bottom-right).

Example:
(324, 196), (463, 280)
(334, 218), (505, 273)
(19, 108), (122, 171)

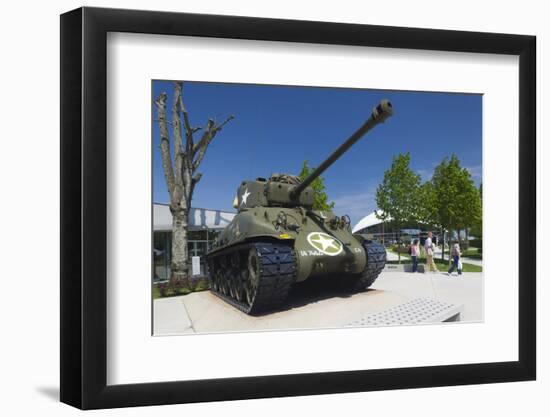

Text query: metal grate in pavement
(347, 298), (463, 327)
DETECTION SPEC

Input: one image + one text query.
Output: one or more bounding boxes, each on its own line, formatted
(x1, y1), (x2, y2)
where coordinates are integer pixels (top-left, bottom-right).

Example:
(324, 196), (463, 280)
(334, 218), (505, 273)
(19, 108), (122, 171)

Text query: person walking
(447, 242), (463, 276)
(424, 231), (439, 272)
(410, 238), (420, 273)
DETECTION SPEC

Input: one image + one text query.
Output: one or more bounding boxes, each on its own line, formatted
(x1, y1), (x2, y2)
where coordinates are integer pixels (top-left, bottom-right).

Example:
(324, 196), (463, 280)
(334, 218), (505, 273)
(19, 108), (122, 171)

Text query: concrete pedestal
(153, 271), (482, 335)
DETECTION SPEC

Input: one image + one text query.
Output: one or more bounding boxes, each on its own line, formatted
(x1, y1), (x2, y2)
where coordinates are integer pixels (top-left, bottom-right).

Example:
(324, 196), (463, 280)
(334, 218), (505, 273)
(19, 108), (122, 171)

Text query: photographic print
(60, 8), (535, 407)
(152, 80), (483, 335)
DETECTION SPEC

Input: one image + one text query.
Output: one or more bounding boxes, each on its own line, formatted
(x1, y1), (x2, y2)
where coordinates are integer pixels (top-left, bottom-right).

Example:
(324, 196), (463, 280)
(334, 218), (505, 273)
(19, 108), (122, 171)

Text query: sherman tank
(206, 99), (394, 314)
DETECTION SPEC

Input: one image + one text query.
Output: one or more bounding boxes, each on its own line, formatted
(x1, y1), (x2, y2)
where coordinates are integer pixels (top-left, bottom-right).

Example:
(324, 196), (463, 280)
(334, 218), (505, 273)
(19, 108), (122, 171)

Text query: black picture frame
(60, 6), (536, 410)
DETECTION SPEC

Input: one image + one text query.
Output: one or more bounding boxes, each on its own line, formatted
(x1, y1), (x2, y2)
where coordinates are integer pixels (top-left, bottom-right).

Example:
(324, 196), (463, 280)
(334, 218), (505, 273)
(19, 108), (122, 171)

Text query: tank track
(206, 241), (296, 315)
(348, 240), (386, 291)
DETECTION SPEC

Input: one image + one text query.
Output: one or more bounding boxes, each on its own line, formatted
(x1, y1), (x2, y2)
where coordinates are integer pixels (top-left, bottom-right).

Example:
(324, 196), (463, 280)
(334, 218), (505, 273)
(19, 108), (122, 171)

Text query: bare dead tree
(154, 81), (234, 287)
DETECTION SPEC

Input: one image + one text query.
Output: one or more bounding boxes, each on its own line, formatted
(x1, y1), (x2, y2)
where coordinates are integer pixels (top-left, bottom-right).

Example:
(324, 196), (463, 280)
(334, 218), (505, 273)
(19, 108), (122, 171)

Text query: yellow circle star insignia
(306, 232), (343, 256)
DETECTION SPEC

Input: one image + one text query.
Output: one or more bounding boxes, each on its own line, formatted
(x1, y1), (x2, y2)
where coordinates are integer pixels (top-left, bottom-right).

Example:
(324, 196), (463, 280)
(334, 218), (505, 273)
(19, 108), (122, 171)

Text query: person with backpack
(409, 238), (420, 273)
(424, 231), (439, 272)
(447, 242), (463, 276)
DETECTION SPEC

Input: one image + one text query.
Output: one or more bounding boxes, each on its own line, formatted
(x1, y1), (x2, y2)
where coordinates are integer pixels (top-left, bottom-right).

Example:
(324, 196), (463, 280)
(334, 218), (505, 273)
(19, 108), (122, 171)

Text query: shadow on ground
(253, 276), (376, 316)
(35, 386), (59, 401)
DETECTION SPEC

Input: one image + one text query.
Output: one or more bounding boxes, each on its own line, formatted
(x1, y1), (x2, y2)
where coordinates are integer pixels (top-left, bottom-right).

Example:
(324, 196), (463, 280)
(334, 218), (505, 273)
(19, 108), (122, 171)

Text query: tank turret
(207, 100), (394, 314)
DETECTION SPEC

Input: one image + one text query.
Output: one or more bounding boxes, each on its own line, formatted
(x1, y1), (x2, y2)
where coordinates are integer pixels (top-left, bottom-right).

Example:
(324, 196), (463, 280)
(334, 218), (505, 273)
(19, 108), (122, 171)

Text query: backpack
(408, 246), (412, 255)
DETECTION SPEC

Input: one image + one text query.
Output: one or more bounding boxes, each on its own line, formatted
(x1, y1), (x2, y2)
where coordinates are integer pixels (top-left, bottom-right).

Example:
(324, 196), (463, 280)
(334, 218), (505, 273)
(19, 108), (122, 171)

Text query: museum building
(153, 203), (236, 282)
(353, 209), (451, 249)
(352, 210), (434, 245)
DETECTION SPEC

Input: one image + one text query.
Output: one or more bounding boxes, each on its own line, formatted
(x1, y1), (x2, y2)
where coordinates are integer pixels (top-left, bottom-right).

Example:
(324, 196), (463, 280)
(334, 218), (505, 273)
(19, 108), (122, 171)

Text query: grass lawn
(387, 257), (482, 272)
(387, 248), (410, 258)
(462, 247), (482, 260)
(153, 279), (210, 299)
(152, 285), (190, 299)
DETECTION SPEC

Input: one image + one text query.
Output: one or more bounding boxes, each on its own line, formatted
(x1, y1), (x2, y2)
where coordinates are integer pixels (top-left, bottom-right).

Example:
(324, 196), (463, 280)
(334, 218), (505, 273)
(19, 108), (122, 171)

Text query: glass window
(188, 229), (207, 241)
(154, 229), (222, 280)
(153, 232), (170, 282)
(208, 229), (221, 241)
(188, 241), (208, 258)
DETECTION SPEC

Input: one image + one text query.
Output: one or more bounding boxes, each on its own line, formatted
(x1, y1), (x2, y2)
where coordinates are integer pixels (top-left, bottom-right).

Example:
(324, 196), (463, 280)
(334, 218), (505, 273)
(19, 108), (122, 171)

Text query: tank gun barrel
(290, 99), (393, 199)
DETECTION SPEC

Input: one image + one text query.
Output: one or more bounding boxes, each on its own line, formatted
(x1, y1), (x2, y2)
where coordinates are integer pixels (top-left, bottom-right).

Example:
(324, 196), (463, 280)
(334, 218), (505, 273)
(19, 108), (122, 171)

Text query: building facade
(153, 204), (236, 282)
(353, 210), (439, 246)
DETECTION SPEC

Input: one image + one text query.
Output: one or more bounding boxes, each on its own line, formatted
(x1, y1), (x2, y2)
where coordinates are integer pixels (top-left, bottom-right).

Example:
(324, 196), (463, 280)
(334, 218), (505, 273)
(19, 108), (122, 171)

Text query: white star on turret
(241, 188), (251, 206)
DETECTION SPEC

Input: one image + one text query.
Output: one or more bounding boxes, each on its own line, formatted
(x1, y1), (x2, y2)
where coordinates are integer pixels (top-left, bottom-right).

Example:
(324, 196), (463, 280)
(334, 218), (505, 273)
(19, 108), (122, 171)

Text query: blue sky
(152, 81), (482, 225)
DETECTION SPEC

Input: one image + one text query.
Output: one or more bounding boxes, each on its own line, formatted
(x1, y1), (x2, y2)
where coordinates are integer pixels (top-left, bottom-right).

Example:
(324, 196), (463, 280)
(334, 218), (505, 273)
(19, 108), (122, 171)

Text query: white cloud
(416, 169), (433, 181)
(465, 165), (482, 180)
(416, 165), (482, 182)
(332, 185), (378, 225)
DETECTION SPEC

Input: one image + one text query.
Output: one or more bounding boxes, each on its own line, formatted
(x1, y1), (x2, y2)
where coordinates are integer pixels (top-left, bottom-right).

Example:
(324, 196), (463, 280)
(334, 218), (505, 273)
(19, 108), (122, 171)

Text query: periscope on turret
(206, 100), (393, 315)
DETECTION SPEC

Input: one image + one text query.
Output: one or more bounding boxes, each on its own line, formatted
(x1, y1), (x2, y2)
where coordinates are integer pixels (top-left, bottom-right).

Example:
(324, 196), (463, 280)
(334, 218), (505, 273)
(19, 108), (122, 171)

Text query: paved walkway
(153, 271), (483, 336)
(153, 296), (194, 335)
(385, 250), (409, 261)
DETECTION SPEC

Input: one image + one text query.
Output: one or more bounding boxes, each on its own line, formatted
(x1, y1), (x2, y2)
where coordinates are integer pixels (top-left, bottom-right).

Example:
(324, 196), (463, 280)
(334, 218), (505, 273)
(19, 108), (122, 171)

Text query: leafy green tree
(469, 182), (483, 238)
(417, 181), (439, 228)
(298, 160), (335, 211)
(431, 155), (482, 252)
(375, 153), (422, 228)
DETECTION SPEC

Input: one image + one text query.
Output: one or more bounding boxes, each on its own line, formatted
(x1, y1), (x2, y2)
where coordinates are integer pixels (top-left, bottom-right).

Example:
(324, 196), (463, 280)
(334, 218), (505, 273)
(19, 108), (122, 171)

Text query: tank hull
(209, 206), (367, 282)
(206, 207), (386, 314)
